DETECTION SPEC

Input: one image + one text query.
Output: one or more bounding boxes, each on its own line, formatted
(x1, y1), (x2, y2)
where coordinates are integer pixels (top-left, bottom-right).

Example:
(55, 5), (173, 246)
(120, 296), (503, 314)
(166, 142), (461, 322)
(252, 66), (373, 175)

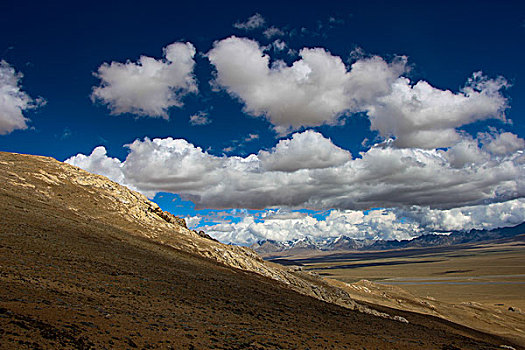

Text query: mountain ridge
(251, 222), (525, 255)
(0, 151), (374, 314)
(0, 151), (516, 349)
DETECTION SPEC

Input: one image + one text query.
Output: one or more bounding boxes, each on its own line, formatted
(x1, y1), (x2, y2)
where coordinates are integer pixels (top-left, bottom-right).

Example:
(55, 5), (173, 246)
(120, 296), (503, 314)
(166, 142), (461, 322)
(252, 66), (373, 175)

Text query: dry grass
(272, 239), (525, 347)
(0, 151), (519, 349)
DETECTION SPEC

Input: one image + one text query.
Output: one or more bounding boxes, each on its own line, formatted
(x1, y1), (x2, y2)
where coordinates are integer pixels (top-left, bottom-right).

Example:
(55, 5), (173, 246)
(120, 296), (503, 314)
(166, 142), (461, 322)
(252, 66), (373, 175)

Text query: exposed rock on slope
(0, 152), (382, 315)
(0, 151), (515, 349)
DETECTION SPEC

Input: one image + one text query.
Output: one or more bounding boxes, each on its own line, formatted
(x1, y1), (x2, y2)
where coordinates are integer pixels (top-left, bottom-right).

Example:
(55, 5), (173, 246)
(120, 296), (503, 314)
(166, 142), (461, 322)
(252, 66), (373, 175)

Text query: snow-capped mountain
(250, 222), (525, 255)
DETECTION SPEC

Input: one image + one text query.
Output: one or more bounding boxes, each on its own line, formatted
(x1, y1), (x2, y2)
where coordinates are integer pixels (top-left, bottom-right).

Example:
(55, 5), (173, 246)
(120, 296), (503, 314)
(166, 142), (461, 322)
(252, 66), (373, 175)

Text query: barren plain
(268, 238), (525, 347)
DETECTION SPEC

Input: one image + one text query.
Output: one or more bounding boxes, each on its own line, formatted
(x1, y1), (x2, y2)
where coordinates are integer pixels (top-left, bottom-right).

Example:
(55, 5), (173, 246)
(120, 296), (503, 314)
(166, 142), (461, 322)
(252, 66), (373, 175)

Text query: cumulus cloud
(233, 13), (265, 30)
(258, 129), (350, 171)
(0, 60), (44, 135)
(444, 138), (489, 168)
(481, 131), (525, 155)
(65, 146), (132, 189)
(207, 36), (406, 135)
(208, 37), (509, 145)
(401, 198), (525, 232)
(66, 130), (524, 211)
(189, 111), (211, 126)
(201, 208), (422, 245)
(202, 198), (525, 245)
(91, 42), (197, 118)
(367, 73), (509, 148)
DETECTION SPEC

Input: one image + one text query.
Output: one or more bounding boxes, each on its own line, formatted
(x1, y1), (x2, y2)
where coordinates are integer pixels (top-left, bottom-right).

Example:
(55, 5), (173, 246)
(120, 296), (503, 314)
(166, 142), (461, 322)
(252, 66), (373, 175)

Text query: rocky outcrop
(192, 230), (218, 242)
(0, 151), (408, 323)
(147, 202), (187, 228)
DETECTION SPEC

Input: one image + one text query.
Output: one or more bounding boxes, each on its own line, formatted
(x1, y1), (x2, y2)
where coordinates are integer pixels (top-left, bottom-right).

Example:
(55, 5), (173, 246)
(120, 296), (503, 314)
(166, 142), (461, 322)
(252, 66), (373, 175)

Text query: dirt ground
(268, 240), (525, 348)
(0, 151), (520, 349)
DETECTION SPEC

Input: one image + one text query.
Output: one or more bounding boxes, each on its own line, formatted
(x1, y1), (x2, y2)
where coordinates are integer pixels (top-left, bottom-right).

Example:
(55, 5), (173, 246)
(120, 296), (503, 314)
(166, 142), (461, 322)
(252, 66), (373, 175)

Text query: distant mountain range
(250, 222), (525, 255)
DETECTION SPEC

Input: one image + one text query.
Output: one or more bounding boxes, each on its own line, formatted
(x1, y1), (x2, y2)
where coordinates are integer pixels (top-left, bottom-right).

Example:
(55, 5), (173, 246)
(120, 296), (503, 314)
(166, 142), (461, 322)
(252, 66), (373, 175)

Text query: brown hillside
(0, 151), (518, 349)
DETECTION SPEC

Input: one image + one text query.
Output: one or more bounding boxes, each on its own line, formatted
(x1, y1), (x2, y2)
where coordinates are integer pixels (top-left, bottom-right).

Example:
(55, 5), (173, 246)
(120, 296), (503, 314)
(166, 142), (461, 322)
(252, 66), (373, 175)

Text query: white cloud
(202, 198), (525, 245)
(207, 36), (406, 135)
(208, 37), (509, 145)
(481, 131), (525, 155)
(233, 13), (265, 30)
(91, 42), (197, 118)
(202, 208), (422, 245)
(367, 73), (509, 148)
(65, 146), (135, 191)
(258, 129), (350, 172)
(263, 26), (285, 38)
(401, 198), (525, 232)
(189, 111), (211, 126)
(66, 130), (524, 211)
(444, 138), (489, 168)
(0, 60), (44, 135)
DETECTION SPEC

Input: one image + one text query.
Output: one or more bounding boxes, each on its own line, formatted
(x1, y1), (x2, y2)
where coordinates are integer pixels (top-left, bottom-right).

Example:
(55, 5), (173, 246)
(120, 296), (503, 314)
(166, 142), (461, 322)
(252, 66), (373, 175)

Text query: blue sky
(1, 0), (525, 244)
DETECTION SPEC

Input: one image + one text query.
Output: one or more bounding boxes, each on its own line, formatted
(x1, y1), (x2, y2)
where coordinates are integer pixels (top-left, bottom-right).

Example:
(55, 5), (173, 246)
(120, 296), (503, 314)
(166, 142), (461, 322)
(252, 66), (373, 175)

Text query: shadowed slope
(0, 151), (517, 349)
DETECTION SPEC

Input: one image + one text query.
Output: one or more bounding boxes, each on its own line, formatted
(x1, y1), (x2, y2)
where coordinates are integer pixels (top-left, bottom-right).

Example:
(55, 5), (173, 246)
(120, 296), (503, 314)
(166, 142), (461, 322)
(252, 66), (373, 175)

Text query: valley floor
(267, 239), (525, 348)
